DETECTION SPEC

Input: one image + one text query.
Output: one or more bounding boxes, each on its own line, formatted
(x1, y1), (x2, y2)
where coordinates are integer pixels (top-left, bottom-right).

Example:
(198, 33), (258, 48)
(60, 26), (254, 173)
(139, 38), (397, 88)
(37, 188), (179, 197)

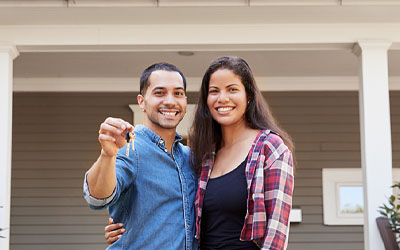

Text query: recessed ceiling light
(178, 51), (194, 56)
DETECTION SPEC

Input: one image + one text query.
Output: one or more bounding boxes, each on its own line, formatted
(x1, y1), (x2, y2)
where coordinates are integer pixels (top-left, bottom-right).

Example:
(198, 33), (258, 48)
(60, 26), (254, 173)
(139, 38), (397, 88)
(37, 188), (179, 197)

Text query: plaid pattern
(195, 130), (294, 249)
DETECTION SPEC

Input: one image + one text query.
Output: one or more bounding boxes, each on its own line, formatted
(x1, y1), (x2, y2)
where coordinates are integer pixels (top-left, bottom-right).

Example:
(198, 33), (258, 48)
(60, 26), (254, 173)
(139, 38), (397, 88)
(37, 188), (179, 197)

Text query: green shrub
(379, 182), (400, 242)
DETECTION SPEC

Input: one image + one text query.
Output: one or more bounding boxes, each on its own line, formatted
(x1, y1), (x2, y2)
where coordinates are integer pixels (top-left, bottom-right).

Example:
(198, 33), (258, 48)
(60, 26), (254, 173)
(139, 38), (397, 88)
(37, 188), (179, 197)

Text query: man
(83, 63), (197, 250)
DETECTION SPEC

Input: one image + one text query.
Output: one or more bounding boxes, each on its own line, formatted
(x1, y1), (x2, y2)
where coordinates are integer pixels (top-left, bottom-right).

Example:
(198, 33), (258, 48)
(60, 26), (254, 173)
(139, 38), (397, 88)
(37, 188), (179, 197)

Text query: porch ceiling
(13, 50), (400, 78)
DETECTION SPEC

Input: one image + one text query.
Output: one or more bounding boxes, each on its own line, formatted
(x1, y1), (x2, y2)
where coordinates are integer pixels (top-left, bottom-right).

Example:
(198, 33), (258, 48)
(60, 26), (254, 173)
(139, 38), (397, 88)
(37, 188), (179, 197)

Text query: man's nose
(163, 93), (177, 106)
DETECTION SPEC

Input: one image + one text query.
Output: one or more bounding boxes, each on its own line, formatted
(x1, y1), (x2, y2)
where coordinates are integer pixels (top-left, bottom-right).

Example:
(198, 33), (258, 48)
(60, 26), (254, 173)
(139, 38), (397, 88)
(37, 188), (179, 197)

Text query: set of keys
(125, 131), (136, 157)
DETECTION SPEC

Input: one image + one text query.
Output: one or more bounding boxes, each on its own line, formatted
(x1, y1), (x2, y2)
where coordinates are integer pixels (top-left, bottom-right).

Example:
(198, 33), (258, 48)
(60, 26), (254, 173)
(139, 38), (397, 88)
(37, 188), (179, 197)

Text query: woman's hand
(105, 217), (125, 245)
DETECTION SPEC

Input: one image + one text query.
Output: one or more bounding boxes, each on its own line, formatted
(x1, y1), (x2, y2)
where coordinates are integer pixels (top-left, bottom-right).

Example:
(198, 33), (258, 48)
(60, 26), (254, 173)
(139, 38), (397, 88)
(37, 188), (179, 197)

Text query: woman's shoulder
(256, 130), (289, 156)
(258, 130), (284, 144)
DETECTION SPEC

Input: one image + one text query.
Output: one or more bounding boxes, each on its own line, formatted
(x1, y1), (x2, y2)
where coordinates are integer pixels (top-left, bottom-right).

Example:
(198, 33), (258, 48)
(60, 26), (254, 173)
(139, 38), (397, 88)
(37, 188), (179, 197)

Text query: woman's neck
(220, 119), (252, 148)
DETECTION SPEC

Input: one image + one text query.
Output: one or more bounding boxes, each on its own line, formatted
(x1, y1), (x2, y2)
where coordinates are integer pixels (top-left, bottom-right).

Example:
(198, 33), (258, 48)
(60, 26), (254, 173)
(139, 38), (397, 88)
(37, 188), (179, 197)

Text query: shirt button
(187, 224), (190, 228)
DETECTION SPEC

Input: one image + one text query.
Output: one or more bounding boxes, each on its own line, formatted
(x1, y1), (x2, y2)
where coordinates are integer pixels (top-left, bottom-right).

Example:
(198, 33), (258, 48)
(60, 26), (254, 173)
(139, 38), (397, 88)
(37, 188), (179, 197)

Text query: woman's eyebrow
(225, 83), (240, 88)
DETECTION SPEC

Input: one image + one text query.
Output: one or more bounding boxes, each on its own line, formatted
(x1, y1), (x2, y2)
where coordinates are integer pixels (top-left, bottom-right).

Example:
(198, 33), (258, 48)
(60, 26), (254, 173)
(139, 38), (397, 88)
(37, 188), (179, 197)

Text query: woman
(189, 56), (294, 249)
(105, 56), (294, 249)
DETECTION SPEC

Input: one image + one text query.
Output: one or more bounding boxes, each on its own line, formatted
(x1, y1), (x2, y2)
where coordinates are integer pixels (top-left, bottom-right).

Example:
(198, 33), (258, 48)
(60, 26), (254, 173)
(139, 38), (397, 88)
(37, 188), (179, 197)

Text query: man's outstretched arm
(86, 117), (133, 199)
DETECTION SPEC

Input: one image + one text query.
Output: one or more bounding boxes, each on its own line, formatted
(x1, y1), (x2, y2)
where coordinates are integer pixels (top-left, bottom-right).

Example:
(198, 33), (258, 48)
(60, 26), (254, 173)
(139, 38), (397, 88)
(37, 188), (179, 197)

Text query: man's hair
(139, 63), (187, 95)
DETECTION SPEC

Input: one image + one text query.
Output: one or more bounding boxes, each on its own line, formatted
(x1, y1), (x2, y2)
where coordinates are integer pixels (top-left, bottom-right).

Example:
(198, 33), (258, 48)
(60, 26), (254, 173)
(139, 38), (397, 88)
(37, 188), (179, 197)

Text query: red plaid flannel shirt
(195, 130), (294, 249)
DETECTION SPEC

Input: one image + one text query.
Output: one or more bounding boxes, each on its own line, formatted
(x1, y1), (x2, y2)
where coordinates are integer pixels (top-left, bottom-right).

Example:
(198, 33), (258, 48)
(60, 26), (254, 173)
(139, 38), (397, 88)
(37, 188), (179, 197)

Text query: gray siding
(10, 91), (400, 249)
(11, 93), (137, 250)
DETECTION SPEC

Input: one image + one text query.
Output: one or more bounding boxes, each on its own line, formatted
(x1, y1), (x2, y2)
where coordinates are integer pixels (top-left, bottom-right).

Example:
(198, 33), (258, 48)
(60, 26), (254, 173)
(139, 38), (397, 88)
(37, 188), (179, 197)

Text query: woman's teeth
(217, 107), (233, 112)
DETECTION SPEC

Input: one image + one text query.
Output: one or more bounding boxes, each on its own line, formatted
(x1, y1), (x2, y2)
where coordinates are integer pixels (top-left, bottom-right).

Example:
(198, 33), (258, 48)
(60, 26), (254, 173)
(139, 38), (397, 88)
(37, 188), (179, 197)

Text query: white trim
(16, 43), (354, 53)
(322, 168), (400, 225)
(2, 24), (400, 48)
(0, 45), (17, 250)
(0, 0), (67, 7)
(68, 0), (157, 7)
(2, 0), (400, 7)
(0, 43), (19, 60)
(251, 0), (339, 6)
(0, 0), (155, 7)
(12, 76), (400, 92)
(353, 40), (393, 57)
(158, 0), (249, 7)
(342, 0), (400, 5)
(34, 42), (388, 53)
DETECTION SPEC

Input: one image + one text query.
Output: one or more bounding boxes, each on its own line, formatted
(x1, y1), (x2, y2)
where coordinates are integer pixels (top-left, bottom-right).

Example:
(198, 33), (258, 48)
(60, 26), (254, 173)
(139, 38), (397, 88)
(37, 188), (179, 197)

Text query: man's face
(138, 70), (187, 132)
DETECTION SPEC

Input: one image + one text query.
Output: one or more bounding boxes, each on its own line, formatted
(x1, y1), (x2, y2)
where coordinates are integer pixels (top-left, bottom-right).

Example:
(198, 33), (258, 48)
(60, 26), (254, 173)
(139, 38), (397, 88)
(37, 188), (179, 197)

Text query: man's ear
(137, 94), (145, 112)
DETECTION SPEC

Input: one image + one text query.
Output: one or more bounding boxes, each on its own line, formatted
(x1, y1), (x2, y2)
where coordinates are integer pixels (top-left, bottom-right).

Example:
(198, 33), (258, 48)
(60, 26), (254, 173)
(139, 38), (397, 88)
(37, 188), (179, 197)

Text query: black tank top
(200, 156), (259, 250)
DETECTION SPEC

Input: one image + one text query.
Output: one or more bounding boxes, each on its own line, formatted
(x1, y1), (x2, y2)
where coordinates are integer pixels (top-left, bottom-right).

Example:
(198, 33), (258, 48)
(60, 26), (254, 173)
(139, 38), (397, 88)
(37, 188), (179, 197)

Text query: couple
(83, 56), (294, 250)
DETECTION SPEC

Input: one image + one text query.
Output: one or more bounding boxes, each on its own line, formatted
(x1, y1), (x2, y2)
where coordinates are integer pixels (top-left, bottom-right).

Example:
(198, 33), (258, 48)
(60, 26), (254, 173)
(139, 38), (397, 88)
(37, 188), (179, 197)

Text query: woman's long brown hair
(189, 56), (294, 175)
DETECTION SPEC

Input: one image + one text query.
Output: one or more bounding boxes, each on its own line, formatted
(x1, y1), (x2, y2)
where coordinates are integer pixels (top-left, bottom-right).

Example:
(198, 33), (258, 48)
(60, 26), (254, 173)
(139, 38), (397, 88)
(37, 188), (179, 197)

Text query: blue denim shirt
(83, 125), (198, 250)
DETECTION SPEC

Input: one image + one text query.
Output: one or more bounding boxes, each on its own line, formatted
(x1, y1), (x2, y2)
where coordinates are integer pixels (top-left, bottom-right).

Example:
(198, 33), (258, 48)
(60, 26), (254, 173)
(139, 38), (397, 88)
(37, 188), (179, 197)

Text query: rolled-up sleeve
(83, 171), (116, 210)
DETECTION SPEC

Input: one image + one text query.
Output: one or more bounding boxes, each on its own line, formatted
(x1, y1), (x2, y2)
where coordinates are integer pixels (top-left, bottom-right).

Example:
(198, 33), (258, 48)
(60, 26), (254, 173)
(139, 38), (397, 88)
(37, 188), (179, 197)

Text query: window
(322, 168), (400, 225)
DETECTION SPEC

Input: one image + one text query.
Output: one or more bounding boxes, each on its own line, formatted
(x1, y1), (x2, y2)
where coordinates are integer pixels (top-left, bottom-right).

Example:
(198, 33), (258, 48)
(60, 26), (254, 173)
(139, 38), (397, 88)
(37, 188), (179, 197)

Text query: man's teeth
(217, 107), (233, 112)
(162, 111), (177, 116)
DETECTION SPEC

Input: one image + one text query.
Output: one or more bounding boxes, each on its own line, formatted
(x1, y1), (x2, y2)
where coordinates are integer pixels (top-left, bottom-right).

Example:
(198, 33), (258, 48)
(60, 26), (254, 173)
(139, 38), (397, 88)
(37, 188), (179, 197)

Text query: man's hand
(98, 117), (133, 157)
(105, 217), (125, 245)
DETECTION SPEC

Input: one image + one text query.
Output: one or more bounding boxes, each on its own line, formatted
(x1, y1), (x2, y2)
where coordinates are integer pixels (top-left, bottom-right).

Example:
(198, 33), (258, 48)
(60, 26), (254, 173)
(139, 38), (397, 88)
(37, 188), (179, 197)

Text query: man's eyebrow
(151, 86), (166, 92)
(174, 87), (185, 90)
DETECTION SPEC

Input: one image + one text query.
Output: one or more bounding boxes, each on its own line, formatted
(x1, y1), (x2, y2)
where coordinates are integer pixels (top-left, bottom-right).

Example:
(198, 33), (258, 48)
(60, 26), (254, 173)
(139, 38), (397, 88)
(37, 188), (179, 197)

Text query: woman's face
(207, 69), (247, 128)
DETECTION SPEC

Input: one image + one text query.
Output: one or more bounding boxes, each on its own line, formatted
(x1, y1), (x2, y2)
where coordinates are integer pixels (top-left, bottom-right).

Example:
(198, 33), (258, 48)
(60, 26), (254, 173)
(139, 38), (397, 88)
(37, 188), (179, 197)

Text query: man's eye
(175, 92), (184, 96)
(154, 91), (164, 95)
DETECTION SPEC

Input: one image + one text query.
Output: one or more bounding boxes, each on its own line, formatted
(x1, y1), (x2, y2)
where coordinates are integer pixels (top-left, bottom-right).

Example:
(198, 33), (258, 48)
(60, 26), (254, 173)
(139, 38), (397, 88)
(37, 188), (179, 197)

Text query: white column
(353, 40), (392, 250)
(0, 43), (19, 250)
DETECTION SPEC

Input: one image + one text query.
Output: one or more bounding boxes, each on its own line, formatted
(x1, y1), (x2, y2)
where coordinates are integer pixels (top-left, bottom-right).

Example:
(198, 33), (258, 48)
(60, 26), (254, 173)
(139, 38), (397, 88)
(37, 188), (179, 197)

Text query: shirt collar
(134, 124), (183, 146)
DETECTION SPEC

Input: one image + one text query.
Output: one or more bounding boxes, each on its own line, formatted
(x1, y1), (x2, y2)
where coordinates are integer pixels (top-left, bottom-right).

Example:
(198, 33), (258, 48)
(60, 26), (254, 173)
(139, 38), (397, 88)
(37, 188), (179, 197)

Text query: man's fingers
(126, 122), (134, 131)
(104, 117), (132, 131)
(108, 217), (113, 225)
(98, 134), (116, 142)
(99, 123), (124, 136)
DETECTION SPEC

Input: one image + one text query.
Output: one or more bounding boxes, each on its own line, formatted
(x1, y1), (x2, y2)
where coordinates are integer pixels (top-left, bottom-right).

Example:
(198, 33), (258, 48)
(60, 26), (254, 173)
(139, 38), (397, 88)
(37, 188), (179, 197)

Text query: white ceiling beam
(158, 0), (249, 7)
(250, 0), (340, 6)
(2, 0), (400, 7)
(68, 0), (157, 7)
(16, 43), (354, 53)
(0, 0), (66, 7)
(341, 0), (400, 5)
(1, 23), (400, 49)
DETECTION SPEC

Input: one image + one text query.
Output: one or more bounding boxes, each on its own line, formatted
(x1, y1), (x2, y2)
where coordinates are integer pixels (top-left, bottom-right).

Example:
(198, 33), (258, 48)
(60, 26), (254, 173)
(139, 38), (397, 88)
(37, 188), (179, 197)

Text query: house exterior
(1, 1), (400, 249)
